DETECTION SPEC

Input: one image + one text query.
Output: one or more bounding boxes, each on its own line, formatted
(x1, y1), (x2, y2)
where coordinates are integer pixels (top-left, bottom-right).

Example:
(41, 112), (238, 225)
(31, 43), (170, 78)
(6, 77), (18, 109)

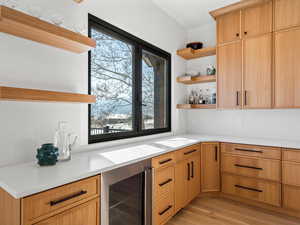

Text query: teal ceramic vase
(36, 143), (59, 166)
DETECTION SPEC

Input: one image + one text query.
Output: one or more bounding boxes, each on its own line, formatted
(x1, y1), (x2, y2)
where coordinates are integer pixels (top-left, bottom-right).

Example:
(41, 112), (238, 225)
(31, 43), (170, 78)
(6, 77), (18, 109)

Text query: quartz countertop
(1, 134), (300, 199)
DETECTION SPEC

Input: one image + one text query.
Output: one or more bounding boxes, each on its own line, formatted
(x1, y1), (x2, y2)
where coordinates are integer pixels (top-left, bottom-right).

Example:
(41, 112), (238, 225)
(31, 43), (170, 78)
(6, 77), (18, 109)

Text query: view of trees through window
(90, 28), (168, 137)
(89, 18), (170, 142)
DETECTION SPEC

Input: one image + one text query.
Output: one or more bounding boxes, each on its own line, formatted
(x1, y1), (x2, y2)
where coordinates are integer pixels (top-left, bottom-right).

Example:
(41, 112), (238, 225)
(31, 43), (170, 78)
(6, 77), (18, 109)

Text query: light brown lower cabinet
(174, 151), (200, 213)
(153, 166), (175, 225)
(283, 185), (300, 211)
(35, 198), (99, 225)
(0, 176), (100, 225)
(201, 142), (220, 192)
(222, 173), (281, 207)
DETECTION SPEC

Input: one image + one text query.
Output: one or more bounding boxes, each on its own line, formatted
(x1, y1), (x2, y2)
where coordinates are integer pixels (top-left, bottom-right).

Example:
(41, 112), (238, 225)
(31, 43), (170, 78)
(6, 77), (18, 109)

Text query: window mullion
(133, 46), (142, 132)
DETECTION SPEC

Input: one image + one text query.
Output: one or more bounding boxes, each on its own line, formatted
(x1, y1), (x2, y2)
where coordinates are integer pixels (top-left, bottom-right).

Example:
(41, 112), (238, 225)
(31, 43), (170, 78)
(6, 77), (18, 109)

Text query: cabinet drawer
(23, 175), (100, 224)
(222, 173), (281, 206)
(154, 166), (174, 195)
(221, 143), (281, 160)
(282, 161), (300, 186)
(152, 152), (175, 169)
(283, 149), (300, 163)
(221, 154), (281, 181)
(283, 185), (300, 211)
(175, 144), (200, 162)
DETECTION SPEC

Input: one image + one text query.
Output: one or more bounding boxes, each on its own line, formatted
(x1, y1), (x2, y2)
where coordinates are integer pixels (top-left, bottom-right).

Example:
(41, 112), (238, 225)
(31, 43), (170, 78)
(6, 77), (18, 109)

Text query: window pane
(90, 28), (133, 136)
(142, 50), (167, 130)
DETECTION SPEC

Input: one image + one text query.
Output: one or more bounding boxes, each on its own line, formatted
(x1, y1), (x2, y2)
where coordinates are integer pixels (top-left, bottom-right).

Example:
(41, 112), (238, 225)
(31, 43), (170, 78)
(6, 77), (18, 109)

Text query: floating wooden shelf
(0, 86), (96, 103)
(177, 47), (216, 60)
(176, 75), (216, 85)
(0, 6), (96, 53)
(177, 104), (216, 109)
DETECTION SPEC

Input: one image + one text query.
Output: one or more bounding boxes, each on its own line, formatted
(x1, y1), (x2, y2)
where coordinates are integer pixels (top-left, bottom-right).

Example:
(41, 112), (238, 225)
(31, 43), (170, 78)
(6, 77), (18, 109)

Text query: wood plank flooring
(166, 197), (300, 225)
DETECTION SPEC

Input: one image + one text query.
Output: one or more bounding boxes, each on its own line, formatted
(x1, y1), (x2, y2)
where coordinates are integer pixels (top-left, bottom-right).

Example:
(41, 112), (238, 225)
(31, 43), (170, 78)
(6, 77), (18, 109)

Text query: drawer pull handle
(235, 164), (263, 170)
(159, 205), (172, 216)
(235, 185), (263, 193)
(159, 158), (172, 165)
(50, 190), (87, 206)
(235, 148), (263, 153)
(184, 149), (197, 155)
(215, 146), (218, 161)
(159, 179), (173, 187)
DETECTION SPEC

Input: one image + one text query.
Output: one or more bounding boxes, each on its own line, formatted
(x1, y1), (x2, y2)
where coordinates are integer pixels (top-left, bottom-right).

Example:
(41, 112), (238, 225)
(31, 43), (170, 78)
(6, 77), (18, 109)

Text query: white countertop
(1, 134), (300, 199)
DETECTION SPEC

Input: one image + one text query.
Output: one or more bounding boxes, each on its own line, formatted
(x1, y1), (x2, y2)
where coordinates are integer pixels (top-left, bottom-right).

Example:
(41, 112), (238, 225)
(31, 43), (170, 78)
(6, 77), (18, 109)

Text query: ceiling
(152, 0), (240, 29)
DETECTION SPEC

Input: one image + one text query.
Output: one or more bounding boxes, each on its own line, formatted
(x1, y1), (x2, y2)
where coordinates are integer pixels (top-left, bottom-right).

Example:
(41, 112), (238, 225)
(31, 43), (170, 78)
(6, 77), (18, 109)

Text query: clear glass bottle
(54, 121), (69, 161)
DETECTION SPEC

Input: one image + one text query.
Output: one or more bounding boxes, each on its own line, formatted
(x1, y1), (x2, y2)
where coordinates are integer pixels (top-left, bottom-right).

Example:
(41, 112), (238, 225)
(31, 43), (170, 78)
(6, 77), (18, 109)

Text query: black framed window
(88, 14), (171, 144)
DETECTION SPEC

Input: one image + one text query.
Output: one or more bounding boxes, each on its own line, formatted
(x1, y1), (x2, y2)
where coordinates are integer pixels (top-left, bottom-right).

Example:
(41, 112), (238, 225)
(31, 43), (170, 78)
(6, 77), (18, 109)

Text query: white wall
(186, 22), (300, 141)
(0, 0), (187, 166)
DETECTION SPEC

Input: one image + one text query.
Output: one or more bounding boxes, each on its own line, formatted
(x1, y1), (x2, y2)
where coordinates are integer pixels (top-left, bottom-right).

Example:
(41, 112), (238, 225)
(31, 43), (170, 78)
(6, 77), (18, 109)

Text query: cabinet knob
(236, 33), (240, 37)
(244, 31), (248, 35)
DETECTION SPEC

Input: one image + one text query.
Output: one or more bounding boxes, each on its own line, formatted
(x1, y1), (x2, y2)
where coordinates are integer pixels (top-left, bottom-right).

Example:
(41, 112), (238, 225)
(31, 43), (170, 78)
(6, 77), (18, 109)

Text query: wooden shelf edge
(177, 47), (216, 60)
(177, 104), (216, 109)
(0, 86), (96, 103)
(0, 6), (96, 53)
(176, 75), (216, 84)
(209, 0), (270, 19)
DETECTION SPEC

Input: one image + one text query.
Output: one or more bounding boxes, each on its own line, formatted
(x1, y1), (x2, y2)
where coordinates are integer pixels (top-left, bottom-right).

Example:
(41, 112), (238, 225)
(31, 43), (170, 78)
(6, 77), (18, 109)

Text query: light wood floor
(166, 197), (300, 225)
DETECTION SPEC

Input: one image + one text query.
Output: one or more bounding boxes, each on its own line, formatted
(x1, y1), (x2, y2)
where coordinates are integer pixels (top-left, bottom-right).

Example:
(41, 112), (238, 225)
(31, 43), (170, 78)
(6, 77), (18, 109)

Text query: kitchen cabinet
(222, 173), (281, 207)
(275, 0), (300, 31)
(216, 1), (273, 109)
(174, 146), (200, 213)
(201, 143), (220, 192)
(274, 27), (300, 108)
(35, 199), (99, 225)
(217, 41), (242, 109)
(217, 11), (241, 44)
(283, 185), (300, 211)
(153, 166), (175, 225)
(243, 34), (272, 108)
(242, 1), (272, 38)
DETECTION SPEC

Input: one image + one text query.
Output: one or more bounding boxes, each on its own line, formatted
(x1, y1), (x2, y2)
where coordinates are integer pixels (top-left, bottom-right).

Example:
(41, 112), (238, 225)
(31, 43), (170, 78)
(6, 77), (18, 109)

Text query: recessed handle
(184, 149), (197, 155)
(244, 91), (248, 106)
(159, 205), (172, 216)
(50, 190), (87, 206)
(235, 164), (263, 170)
(235, 184), (262, 193)
(215, 146), (218, 161)
(159, 179), (173, 187)
(234, 148), (263, 153)
(159, 158), (172, 165)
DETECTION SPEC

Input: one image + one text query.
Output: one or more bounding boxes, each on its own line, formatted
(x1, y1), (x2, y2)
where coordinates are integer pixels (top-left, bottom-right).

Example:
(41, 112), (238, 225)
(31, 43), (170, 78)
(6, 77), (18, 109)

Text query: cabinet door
(174, 160), (188, 213)
(217, 41), (242, 109)
(274, 28), (300, 108)
(243, 34), (272, 108)
(275, 0), (300, 31)
(217, 11), (241, 44)
(201, 143), (220, 192)
(187, 154), (201, 203)
(283, 185), (300, 211)
(242, 1), (272, 38)
(35, 199), (99, 225)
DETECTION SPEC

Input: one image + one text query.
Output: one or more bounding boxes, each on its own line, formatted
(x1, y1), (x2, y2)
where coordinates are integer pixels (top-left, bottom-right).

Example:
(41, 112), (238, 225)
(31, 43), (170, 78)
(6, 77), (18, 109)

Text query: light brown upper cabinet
(274, 27), (300, 108)
(217, 41), (242, 109)
(243, 33), (272, 108)
(242, 1), (272, 38)
(216, 1), (273, 109)
(217, 11), (241, 45)
(275, 0), (300, 31)
(201, 143), (220, 192)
